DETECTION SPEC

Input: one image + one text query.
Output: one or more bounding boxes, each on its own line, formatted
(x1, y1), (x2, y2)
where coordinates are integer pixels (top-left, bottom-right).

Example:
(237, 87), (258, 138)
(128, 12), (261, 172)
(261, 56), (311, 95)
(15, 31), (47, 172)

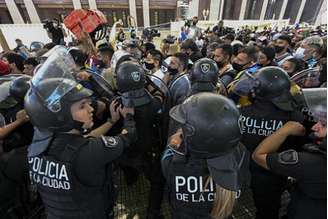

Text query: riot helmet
(302, 88), (327, 154)
(302, 88), (327, 123)
(116, 61), (151, 107)
(24, 46), (93, 132)
(189, 58), (219, 92)
(169, 92), (242, 158)
(9, 75), (32, 102)
(234, 66), (294, 111)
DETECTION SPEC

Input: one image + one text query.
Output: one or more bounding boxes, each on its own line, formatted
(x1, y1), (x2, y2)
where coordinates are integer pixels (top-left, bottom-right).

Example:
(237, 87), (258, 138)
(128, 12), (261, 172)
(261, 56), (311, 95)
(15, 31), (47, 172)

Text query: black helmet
(24, 46), (93, 132)
(116, 61), (151, 107)
(25, 78), (92, 132)
(190, 58), (219, 92)
(234, 66), (294, 111)
(170, 92), (242, 158)
(9, 75), (32, 102)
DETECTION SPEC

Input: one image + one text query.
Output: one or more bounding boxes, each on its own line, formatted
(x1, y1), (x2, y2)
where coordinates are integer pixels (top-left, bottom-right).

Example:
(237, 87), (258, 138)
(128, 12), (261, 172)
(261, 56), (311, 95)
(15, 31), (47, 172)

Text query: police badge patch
(131, 71), (141, 82)
(101, 136), (118, 148)
(200, 64), (210, 73)
(278, 149), (299, 165)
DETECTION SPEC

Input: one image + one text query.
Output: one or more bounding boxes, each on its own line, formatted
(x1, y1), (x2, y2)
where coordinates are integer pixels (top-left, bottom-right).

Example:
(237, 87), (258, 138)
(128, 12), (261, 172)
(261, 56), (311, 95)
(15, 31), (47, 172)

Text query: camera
(43, 19), (54, 32)
(184, 19), (192, 27)
(142, 28), (161, 40)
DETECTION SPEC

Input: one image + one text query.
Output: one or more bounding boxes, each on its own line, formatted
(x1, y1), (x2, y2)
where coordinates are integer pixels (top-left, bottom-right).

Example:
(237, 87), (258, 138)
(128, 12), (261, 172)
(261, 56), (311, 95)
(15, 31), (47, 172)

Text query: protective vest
(166, 155), (215, 219)
(28, 134), (112, 219)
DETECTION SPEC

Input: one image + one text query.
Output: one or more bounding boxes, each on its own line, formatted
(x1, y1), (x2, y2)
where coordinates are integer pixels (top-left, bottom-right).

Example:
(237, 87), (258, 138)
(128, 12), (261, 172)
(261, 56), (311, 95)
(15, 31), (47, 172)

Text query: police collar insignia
(201, 63), (210, 73)
(131, 71), (141, 82)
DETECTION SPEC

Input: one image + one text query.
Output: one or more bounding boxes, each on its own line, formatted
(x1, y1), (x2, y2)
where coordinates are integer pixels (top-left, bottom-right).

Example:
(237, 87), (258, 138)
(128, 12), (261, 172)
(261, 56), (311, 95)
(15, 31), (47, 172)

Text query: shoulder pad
(278, 149), (299, 165)
(101, 136), (119, 148)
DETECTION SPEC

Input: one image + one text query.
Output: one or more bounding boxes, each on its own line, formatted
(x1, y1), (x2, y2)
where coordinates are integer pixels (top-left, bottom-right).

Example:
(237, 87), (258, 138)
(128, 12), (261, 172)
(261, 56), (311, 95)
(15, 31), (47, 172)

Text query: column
(279, 0), (288, 20)
(23, 0), (41, 23)
(315, 0), (327, 26)
(295, 0), (307, 23)
(260, 0), (269, 20)
(4, 0), (24, 24)
(143, 0), (150, 27)
(239, 0), (248, 20)
(72, 0), (82, 9)
(194, 0), (199, 18)
(129, 0), (138, 26)
(209, 0), (220, 21)
(219, 0), (225, 20)
(88, 0), (97, 10)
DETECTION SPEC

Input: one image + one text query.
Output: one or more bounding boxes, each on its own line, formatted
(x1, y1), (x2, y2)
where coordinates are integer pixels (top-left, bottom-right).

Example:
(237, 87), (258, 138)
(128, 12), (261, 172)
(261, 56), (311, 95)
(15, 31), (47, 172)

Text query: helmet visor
(302, 88), (327, 122)
(32, 46), (80, 112)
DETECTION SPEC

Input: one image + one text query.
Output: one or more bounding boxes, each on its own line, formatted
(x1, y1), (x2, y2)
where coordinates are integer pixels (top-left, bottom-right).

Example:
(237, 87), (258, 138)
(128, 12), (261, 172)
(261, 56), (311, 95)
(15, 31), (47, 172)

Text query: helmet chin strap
(72, 120), (89, 134)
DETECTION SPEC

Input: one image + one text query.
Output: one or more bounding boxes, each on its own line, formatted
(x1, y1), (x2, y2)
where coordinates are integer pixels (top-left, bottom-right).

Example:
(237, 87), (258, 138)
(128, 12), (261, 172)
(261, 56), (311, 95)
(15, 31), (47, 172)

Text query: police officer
(25, 47), (136, 219)
(115, 61), (165, 218)
(252, 88), (327, 219)
(233, 66), (304, 219)
(0, 75), (33, 152)
(162, 93), (249, 219)
(189, 58), (227, 96)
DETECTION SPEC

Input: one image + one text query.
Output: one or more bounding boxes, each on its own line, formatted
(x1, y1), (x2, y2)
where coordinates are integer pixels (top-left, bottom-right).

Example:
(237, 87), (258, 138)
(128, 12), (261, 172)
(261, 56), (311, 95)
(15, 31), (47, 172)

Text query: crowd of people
(0, 11), (327, 219)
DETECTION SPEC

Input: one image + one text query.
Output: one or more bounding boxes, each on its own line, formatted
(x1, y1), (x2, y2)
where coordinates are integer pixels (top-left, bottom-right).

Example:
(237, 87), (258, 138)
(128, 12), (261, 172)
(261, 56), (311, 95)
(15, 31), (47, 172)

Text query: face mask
(144, 62), (155, 71)
(193, 21), (197, 25)
(232, 62), (246, 72)
(294, 47), (305, 59)
(215, 60), (225, 68)
(274, 45), (285, 53)
(168, 66), (179, 75)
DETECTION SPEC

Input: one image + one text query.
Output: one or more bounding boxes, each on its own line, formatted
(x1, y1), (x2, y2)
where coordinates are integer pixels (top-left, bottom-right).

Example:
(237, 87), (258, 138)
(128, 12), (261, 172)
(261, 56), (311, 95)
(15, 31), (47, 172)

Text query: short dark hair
(224, 33), (235, 42)
(4, 53), (25, 71)
(24, 57), (39, 67)
(238, 46), (258, 62)
(232, 43), (243, 56)
(260, 46), (275, 61)
(98, 44), (114, 57)
(217, 44), (233, 59)
(143, 42), (156, 53)
(173, 52), (189, 70)
(148, 49), (164, 65)
(277, 35), (291, 45)
(286, 58), (308, 73)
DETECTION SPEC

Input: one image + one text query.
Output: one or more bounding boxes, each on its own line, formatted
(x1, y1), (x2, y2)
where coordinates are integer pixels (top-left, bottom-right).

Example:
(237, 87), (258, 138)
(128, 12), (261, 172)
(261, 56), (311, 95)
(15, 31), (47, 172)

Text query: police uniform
(266, 142), (327, 219)
(162, 149), (216, 219)
(28, 132), (135, 219)
(235, 67), (307, 219)
(114, 61), (166, 218)
(0, 146), (28, 218)
(240, 101), (304, 219)
(24, 47), (138, 219)
(0, 98), (34, 152)
(162, 93), (248, 219)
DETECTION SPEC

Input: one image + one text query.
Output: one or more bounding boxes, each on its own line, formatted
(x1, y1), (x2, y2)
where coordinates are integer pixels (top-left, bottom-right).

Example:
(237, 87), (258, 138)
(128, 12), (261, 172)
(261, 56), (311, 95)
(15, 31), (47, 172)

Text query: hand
(76, 71), (90, 81)
(169, 128), (183, 147)
(162, 73), (173, 85)
(16, 109), (29, 123)
(281, 121), (306, 136)
(109, 100), (121, 123)
(119, 106), (134, 118)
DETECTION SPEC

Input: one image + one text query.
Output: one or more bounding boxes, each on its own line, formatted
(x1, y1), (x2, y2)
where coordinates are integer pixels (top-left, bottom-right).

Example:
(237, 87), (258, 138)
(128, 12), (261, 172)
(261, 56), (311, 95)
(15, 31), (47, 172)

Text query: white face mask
(294, 47), (305, 59)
